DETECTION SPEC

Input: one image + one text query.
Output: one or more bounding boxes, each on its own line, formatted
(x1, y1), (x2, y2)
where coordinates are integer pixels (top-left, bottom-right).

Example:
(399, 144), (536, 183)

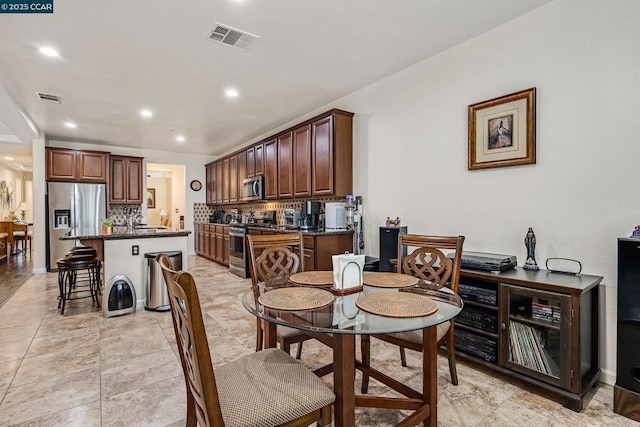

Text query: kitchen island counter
(60, 227), (190, 306)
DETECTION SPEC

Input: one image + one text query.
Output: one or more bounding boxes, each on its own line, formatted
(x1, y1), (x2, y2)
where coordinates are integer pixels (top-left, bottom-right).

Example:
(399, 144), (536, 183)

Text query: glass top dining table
(241, 272), (463, 427)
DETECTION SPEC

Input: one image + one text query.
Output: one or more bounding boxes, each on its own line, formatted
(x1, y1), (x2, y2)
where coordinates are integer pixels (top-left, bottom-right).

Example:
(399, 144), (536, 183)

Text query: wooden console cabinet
(454, 267), (602, 411)
(46, 147), (109, 183)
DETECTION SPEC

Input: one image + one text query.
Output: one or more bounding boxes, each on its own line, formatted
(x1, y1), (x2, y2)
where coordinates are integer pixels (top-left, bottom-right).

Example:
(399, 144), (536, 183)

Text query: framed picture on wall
(147, 188), (156, 208)
(468, 87), (536, 170)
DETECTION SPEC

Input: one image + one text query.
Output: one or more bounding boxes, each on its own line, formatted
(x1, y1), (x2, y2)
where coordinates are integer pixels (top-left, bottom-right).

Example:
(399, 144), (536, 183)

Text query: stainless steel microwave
(242, 176), (263, 201)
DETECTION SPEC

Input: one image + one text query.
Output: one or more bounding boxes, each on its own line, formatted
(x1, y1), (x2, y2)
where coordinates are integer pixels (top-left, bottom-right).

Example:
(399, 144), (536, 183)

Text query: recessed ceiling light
(140, 109), (153, 118)
(64, 122), (77, 128)
(225, 89), (239, 98)
(176, 135), (186, 142)
(39, 47), (59, 57)
(4, 156), (13, 161)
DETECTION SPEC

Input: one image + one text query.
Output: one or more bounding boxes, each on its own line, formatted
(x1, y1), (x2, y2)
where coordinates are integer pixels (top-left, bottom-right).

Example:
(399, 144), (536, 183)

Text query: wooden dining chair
(361, 233), (465, 391)
(246, 232), (312, 359)
(156, 253), (334, 427)
(12, 223), (31, 256)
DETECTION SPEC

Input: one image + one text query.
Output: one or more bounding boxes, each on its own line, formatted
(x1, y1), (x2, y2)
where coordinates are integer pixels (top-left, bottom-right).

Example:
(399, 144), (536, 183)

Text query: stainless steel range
(228, 210), (277, 279)
(228, 225), (248, 278)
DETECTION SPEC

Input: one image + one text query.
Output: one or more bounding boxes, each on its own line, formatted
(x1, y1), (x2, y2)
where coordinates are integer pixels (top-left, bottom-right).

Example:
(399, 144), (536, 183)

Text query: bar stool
(68, 246), (102, 297)
(57, 253), (102, 314)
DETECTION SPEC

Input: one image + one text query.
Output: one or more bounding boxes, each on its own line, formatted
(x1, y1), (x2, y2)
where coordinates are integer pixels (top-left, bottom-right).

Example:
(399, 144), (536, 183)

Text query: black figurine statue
(523, 227), (540, 271)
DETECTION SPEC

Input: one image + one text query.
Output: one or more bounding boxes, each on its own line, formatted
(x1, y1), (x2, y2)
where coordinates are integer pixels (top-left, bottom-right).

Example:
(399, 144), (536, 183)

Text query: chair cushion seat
(277, 325), (307, 339)
(389, 321), (451, 344)
(214, 348), (335, 427)
(0, 232), (7, 238)
(13, 231), (26, 237)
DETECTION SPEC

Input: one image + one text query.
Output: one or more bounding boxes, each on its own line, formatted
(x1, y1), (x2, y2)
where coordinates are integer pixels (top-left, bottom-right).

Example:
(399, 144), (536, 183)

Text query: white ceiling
(0, 0), (551, 165)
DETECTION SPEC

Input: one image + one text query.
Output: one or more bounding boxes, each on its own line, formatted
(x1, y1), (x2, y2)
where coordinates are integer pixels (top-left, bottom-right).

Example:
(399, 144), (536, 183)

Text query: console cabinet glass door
(500, 284), (571, 389)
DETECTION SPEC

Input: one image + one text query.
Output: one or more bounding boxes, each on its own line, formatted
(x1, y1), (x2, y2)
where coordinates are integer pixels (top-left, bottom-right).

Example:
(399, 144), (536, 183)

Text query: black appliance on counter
(210, 210), (225, 223)
(300, 201), (321, 231)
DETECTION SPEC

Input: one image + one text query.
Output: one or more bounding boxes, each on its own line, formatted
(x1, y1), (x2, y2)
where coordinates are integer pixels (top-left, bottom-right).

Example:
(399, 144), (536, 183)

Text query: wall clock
(190, 180), (202, 191)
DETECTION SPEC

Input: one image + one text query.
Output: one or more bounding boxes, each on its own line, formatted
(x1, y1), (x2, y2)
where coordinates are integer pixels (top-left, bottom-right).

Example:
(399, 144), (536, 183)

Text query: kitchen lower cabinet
(303, 233), (352, 271)
(195, 223), (228, 266)
(454, 268), (602, 411)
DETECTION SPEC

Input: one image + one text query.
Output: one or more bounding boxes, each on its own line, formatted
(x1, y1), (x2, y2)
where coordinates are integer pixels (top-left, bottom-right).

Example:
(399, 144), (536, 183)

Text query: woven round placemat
(363, 272), (419, 288)
(259, 287), (334, 311)
(355, 291), (438, 318)
(289, 271), (334, 286)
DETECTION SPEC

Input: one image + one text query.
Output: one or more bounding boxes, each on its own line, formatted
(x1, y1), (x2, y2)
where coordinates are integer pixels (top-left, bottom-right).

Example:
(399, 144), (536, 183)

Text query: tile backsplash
(193, 197), (347, 224)
(108, 204), (143, 225)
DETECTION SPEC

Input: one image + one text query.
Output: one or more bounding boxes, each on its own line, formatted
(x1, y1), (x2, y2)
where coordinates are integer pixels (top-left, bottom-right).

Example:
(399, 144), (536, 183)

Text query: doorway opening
(146, 163), (186, 229)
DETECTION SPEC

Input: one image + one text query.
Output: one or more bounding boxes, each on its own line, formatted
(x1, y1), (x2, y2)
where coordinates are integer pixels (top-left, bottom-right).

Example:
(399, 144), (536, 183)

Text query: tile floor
(0, 255), (636, 426)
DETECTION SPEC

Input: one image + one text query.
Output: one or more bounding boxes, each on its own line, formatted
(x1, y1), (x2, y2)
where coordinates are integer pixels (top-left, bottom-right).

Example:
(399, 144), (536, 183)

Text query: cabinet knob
(501, 323), (506, 331)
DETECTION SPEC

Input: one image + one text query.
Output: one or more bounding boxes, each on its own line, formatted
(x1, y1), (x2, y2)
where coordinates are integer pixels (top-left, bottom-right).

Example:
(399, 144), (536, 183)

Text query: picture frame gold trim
(468, 87), (536, 170)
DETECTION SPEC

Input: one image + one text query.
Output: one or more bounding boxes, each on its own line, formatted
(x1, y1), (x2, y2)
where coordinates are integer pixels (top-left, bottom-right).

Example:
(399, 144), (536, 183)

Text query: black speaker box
(379, 226), (407, 272)
(617, 323), (640, 393)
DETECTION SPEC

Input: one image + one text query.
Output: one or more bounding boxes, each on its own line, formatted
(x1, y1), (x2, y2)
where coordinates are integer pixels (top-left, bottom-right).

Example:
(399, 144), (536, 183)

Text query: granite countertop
(61, 227), (191, 241)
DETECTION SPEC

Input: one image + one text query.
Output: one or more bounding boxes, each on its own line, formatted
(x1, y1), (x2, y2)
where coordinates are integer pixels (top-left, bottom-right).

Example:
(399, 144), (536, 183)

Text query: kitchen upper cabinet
(246, 147), (255, 178)
(312, 110), (353, 197)
(222, 158), (230, 203)
(293, 124), (312, 197)
(110, 155), (143, 204)
(229, 154), (238, 203)
(238, 150), (247, 183)
(277, 132), (293, 199)
(264, 139), (278, 199)
(254, 143), (264, 176)
(46, 147), (109, 183)
(205, 162), (216, 204)
(215, 160), (223, 204)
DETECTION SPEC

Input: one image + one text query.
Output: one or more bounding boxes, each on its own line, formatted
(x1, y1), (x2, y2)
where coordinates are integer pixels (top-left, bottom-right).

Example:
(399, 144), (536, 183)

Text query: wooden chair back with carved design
(398, 233), (463, 293)
(157, 254), (223, 426)
(246, 233), (304, 286)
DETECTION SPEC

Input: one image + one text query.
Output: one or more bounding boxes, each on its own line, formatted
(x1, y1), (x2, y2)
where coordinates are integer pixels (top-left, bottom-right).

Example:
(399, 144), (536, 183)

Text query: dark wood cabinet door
(293, 124), (312, 197)
(246, 147), (255, 177)
(78, 151), (108, 182)
(238, 150), (247, 184)
(205, 163), (214, 204)
(110, 156), (143, 203)
(126, 157), (143, 203)
(229, 154), (238, 203)
(109, 157), (127, 202)
(46, 148), (77, 181)
(215, 160), (223, 204)
(263, 139), (278, 199)
(311, 115), (334, 196)
(222, 158), (230, 203)
(223, 234), (229, 264)
(304, 248), (315, 272)
(254, 143), (264, 176)
(277, 132), (293, 199)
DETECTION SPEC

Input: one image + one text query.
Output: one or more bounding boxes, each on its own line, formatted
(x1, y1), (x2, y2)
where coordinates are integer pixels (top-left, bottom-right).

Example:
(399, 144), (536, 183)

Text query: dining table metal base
(263, 322), (438, 427)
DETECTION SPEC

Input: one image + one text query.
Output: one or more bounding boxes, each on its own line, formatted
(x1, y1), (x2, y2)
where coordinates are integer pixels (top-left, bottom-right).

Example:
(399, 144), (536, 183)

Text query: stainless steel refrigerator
(46, 182), (106, 271)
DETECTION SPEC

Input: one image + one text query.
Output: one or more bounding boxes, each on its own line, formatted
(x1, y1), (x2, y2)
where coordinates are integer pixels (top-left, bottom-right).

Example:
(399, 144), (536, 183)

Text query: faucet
(128, 209), (143, 229)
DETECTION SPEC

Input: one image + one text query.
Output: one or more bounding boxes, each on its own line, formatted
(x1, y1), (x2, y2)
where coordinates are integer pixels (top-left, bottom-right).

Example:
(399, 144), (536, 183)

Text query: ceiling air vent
(36, 92), (61, 104)
(207, 22), (260, 51)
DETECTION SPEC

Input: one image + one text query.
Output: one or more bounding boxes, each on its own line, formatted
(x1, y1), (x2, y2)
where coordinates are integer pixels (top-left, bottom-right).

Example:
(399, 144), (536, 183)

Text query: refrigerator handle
(70, 189), (76, 229)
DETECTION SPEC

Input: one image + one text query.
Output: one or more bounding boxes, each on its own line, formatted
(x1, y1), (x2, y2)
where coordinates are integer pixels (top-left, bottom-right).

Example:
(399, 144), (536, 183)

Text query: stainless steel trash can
(144, 251), (182, 311)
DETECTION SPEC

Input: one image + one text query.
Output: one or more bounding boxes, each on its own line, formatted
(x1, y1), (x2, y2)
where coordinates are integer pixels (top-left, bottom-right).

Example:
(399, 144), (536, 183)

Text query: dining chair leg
(255, 318), (263, 351)
(295, 341), (303, 360)
(360, 334), (371, 393)
(319, 405), (332, 427)
(446, 325), (458, 385)
(282, 340), (291, 355)
(400, 346), (407, 367)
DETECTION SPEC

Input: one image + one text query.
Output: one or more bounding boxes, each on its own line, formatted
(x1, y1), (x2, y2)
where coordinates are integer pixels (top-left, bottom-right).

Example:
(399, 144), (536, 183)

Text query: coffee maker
(299, 201), (321, 230)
